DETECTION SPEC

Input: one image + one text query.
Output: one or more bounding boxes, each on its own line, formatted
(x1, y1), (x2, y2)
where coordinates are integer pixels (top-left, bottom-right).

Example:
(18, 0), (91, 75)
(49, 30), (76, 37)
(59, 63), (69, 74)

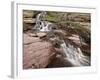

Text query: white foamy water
(35, 12), (52, 32)
(61, 41), (89, 66)
(39, 21), (52, 31)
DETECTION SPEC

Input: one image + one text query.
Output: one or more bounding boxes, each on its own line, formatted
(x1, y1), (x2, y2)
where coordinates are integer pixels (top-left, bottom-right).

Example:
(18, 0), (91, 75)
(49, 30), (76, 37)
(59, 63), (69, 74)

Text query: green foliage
(42, 12), (59, 22)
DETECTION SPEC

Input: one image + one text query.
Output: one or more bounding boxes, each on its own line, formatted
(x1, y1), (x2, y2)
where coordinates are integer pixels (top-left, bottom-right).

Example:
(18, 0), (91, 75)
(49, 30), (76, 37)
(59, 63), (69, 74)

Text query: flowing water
(34, 12), (90, 66)
(35, 12), (51, 31)
(61, 41), (90, 66)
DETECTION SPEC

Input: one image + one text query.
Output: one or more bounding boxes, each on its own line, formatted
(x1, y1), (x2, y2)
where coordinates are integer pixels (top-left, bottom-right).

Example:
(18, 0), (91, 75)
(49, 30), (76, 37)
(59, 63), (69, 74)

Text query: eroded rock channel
(23, 11), (91, 69)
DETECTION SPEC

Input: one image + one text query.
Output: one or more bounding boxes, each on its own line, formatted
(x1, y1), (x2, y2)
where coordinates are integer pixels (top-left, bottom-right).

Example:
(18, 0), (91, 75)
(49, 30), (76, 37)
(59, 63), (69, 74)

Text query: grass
(42, 15), (58, 23)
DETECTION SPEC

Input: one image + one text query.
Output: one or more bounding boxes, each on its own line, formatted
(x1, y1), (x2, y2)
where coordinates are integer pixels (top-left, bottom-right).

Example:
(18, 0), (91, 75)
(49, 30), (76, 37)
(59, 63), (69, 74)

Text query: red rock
(67, 34), (80, 44)
(23, 18), (36, 23)
(67, 34), (87, 46)
(37, 32), (47, 38)
(23, 33), (56, 69)
(23, 34), (41, 44)
(23, 11), (34, 18)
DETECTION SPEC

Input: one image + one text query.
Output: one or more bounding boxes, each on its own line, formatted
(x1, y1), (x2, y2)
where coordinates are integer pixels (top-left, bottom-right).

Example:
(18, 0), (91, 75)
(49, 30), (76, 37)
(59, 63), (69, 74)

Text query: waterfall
(35, 12), (51, 31)
(34, 12), (90, 67)
(61, 40), (90, 66)
(40, 21), (52, 31)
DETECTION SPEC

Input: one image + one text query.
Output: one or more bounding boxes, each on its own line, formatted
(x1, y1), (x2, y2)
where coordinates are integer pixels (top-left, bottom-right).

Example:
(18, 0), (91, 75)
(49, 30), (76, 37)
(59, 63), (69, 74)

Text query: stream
(61, 41), (89, 66)
(34, 12), (90, 67)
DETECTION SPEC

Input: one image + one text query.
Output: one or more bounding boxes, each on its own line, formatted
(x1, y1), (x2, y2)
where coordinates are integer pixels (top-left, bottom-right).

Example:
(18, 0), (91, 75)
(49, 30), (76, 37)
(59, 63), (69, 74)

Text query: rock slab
(23, 33), (56, 69)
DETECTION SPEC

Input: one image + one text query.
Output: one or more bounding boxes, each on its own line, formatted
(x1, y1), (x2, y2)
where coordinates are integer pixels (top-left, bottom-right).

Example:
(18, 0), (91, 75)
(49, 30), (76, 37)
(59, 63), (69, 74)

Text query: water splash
(61, 40), (90, 66)
(35, 12), (52, 31)
(40, 21), (52, 31)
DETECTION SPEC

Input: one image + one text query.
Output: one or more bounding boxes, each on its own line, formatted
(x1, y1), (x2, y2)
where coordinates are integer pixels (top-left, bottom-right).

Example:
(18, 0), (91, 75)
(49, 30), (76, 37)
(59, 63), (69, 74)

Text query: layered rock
(23, 18), (36, 24)
(23, 10), (36, 31)
(23, 10), (34, 18)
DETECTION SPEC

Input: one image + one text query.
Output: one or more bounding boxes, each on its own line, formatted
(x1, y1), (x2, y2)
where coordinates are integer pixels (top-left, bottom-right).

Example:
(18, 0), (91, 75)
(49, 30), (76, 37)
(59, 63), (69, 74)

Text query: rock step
(23, 18), (36, 23)
(23, 10), (34, 18)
